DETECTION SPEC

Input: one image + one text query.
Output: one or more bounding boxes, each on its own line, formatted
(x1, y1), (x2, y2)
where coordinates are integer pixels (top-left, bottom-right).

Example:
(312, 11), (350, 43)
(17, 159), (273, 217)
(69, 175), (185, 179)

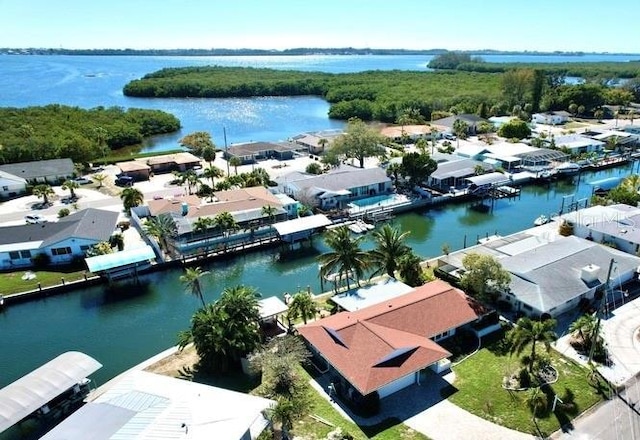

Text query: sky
(1, 0), (639, 53)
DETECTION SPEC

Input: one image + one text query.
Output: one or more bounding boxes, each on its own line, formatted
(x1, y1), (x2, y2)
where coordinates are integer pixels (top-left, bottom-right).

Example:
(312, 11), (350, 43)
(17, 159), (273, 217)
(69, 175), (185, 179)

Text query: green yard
(0, 268), (89, 296)
(448, 338), (609, 437)
(292, 367), (428, 440)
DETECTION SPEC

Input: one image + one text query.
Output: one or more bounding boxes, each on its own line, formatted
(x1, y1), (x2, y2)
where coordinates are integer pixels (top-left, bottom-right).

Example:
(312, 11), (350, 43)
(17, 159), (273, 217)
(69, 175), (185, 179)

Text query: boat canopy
(85, 245), (156, 273)
(0, 351), (102, 433)
(273, 214), (331, 237)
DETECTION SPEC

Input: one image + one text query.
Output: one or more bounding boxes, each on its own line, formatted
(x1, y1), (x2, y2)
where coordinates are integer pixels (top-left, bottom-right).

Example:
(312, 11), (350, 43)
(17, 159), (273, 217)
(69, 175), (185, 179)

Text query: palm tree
(33, 184), (54, 206)
(287, 290), (317, 325)
(214, 211), (238, 250)
(297, 205), (311, 217)
(180, 267), (210, 307)
(193, 216), (215, 236)
(386, 162), (402, 188)
(262, 205), (277, 226)
(317, 138), (328, 153)
(318, 226), (369, 291)
(120, 187), (144, 213)
(569, 313), (600, 354)
(229, 156), (242, 175)
(62, 179), (79, 200)
(368, 224), (411, 278)
(621, 174), (640, 193)
(508, 317), (558, 372)
(93, 173), (107, 189)
(452, 118), (469, 148)
(179, 285), (261, 374)
(144, 213), (177, 254)
(202, 166), (224, 201)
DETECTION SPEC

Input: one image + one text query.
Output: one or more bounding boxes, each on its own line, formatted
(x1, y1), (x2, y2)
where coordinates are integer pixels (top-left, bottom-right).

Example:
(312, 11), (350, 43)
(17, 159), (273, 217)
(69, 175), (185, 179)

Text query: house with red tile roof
(298, 279), (491, 399)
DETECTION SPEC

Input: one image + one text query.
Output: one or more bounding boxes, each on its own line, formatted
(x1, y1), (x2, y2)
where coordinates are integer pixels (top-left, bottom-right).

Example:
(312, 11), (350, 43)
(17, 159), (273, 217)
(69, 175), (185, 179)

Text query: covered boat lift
(85, 245), (156, 282)
(273, 214), (332, 244)
(0, 351), (102, 433)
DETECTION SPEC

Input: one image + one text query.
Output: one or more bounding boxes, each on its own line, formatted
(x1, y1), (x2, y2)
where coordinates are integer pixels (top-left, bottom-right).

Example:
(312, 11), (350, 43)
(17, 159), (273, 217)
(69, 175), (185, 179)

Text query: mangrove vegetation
(0, 105), (181, 164)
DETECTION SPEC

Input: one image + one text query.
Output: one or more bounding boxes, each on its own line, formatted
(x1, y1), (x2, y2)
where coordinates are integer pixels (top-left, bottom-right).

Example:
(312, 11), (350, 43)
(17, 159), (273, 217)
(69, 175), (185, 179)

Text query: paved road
(554, 375), (640, 439)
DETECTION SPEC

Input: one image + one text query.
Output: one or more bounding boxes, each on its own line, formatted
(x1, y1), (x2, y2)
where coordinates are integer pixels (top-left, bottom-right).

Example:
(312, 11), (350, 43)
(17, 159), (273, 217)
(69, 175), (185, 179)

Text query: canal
(1, 165), (635, 392)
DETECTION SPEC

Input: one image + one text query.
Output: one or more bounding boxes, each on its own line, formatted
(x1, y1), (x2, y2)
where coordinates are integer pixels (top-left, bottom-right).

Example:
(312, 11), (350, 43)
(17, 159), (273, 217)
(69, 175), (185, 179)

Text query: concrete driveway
(311, 371), (534, 440)
(600, 297), (640, 387)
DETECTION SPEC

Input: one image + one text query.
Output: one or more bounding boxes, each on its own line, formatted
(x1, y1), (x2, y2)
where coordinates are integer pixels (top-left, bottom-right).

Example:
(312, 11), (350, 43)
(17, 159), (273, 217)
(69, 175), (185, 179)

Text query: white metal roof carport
(0, 351), (102, 433)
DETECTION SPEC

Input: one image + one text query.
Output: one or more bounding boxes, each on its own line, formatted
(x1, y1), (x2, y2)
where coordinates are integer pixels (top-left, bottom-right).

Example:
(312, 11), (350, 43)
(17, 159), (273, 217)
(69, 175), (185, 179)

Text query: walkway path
(311, 371), (535, 440)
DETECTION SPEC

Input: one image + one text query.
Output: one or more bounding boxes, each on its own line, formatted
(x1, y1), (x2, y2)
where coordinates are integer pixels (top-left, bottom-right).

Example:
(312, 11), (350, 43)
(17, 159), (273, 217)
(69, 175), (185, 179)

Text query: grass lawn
(448, 338), (609, 438)
(293, 366), (429, 440)
(0, 268), (89, 296)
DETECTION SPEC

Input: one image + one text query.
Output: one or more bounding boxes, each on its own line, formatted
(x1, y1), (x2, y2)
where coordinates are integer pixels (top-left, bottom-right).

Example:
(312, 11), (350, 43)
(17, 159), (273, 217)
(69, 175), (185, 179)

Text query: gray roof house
(278, 166), (392, 210)
(0, 208), (119, 269)
(439, 231), (640, 318)
(432, 114), (487, 135)
(0, 158), (75, 183)
(427, 159), (494, 190)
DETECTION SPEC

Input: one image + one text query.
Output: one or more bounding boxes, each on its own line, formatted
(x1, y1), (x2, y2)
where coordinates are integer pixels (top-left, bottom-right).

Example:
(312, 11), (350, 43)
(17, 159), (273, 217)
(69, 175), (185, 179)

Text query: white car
(25, 214), (48, 224)
(74, 176), (92, 185)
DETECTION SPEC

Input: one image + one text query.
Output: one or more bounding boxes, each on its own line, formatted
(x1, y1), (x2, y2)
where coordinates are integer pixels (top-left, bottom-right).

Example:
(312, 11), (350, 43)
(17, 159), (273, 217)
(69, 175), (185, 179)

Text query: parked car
(25, 214), (48, 224)
(74, 176), (92, 185)
(115, 175), (134, 186)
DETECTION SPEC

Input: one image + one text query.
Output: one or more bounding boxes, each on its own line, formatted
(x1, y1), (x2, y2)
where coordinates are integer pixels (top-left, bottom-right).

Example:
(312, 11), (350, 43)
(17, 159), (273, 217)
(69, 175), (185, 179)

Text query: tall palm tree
(202, 166), (224, 201)
(62, 179), (79, 200)
(386, 162), (402, 188)
(622, 174), (640, 193)
(214, 211), (238, 250)
(193, 216), (215, 235)
(508, 317), (558, 372)
(180, 267), (210, 307)
(229, 156), (242, 175)
(93, 173), (107, 189)
(318, 226), (369, 291)
(297, 205), (311, 218)
(33, 183), (54, 206)
(120, 187), (144, 213)
(144, 213), (177, 254)
(287, 290), (317, 325)
(368, 224), (411, 278)
(569, 313), (598, 351)
(262, 205), (277, 226)
(317, 138), (328, 153)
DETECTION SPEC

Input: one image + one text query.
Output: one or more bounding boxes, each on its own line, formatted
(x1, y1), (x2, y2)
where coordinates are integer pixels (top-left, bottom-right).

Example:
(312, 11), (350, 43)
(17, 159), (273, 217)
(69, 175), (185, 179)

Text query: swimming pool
(348, 193), (410, 212)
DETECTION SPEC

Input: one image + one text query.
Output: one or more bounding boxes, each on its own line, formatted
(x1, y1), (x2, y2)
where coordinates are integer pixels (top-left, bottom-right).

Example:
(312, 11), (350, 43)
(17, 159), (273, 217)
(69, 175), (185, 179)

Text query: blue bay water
(0, 54), (638, 425)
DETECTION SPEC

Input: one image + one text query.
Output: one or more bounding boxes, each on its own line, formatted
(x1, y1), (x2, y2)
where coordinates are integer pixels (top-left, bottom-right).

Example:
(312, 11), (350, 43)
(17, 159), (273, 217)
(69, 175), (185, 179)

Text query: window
(378, 182), (386, 192)
(20, 250), (31, 259)
(9, 251), (20, 260)
(9, 250), (30, 259)
(51, 247), (72, 256)
(80, 245), (90, 251)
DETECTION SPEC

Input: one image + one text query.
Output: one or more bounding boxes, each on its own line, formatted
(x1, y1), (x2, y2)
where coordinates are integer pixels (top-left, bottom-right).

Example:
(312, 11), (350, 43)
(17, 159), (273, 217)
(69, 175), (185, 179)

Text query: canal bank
(0, 164), (637, 414)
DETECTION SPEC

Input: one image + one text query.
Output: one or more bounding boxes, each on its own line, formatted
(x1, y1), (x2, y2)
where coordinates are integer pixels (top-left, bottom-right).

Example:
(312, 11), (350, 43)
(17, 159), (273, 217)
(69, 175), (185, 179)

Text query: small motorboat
(534, 214), (549, 226)
(554, 162), (581, 176)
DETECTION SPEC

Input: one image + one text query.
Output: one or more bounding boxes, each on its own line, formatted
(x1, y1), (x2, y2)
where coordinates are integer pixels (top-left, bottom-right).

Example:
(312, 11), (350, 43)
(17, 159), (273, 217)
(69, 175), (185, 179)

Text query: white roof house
(41, 370), (274, 440)
(440, 231), (640, 318)
(554, 134), (606, 154)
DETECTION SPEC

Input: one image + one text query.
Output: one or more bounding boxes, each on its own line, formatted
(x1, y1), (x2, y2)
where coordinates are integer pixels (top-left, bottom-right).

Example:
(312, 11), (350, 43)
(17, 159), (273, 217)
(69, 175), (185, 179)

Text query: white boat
(554, 162), (581, 176)
(357, 220), (375, 231)
(534, 214), (549, 226)
(348, 223), (364, 234)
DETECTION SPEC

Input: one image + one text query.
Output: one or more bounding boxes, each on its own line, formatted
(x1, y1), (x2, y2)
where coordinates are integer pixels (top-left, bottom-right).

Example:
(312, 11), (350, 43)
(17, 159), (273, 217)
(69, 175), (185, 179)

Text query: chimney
(581, 264), (600, 284)
(181, 202), (189, 216)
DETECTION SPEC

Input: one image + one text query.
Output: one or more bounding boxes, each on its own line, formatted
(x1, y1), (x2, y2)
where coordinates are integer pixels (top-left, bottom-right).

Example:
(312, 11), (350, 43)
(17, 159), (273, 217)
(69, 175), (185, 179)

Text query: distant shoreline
(2, 47), (640, 57)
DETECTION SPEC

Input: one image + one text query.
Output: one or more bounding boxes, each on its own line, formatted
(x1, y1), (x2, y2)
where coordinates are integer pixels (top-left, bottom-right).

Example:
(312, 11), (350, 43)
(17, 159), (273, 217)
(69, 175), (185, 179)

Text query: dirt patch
(144, 345), (199, 378)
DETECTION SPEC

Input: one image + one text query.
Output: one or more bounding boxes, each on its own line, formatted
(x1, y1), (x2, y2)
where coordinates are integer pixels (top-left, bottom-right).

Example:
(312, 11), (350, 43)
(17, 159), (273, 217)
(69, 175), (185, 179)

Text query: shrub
(518, 368), (531, 388)
(58, 208), (70, 218)
(305, 162), (323, 175)
(31, 253), (51, 268)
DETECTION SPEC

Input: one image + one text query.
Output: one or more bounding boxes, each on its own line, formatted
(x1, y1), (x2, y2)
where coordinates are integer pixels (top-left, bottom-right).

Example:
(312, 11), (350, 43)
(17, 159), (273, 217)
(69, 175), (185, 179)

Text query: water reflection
(80, 279), (155, 309)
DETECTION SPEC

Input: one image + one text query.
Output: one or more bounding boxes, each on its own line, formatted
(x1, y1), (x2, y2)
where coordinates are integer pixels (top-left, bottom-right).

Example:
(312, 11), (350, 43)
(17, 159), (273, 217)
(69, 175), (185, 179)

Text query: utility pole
(223, 126), (230, 176)
(588, 258), (616, 364)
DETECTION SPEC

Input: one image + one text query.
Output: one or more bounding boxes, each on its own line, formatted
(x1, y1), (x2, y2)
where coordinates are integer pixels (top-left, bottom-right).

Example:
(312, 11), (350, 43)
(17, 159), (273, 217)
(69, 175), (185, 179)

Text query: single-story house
(427, 159), (494, 190)
(298, 280), (492, 399)
(278, 166), (392, 210)
(588, 130), (638, 148)
(292, 129), (343, 154)
(0, 171), (27, 200)
(554, 134), (606, 155)
(432, 114), (487, 135)
(0, 158), (75, 184)
(438, 231), (640, 318)
(142, 187), (288, 256)
(146, 152), (202, 174)
(40, 370), (274, 440)
(224, 141), (303, 164)
(116, 160), (152, 181)
(558, 204), (640, 255)
(0, 208), (120, 269)
(379, 124), (447, 143)
(532, 111), (571, 125)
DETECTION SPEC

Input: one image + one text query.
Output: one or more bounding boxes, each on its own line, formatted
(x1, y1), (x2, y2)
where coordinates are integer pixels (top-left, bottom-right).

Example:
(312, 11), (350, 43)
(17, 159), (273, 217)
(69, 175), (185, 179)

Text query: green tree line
(123, 66), (504, 121)
(0, 105), (180, 164)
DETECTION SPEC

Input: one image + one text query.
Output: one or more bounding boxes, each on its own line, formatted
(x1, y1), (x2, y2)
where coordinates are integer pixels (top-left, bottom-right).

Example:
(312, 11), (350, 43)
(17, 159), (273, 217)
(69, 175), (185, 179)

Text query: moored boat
(534, 214), (549, 226)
